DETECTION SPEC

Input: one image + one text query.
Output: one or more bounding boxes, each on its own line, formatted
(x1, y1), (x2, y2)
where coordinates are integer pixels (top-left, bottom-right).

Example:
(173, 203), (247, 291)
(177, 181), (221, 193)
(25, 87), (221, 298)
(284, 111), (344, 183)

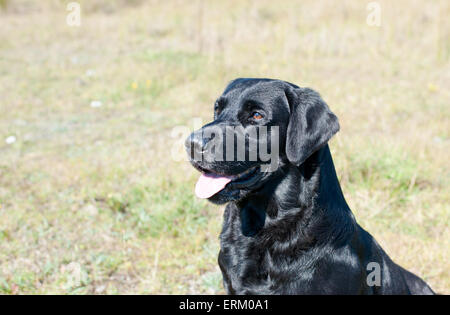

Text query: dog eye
(251, 112), (263, 120)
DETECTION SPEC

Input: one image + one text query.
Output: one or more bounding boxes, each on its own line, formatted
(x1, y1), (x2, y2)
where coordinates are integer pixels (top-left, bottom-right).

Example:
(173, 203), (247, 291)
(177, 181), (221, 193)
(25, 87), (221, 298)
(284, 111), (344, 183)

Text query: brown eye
(252, 112), (263, 120)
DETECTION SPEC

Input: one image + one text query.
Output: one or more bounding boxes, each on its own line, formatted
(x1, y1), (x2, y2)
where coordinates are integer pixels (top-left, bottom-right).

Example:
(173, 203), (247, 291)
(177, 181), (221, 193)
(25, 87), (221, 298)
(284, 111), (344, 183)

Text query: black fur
(185, 78), (435, 295)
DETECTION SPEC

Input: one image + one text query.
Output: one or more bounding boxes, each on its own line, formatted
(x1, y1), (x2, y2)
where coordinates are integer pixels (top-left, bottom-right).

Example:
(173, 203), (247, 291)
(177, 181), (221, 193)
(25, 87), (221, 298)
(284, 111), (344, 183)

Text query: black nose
(185, 131), (209, 160)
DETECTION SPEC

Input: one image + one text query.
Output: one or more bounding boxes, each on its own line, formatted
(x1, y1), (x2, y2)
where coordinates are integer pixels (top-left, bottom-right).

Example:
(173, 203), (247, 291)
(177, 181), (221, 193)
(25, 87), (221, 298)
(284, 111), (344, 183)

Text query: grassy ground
(0, 0), (448, 294)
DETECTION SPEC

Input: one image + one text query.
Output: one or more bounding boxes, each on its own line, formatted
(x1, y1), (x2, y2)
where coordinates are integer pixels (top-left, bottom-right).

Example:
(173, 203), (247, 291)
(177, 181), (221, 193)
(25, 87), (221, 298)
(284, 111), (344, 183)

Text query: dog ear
(285, 86), (340, 166)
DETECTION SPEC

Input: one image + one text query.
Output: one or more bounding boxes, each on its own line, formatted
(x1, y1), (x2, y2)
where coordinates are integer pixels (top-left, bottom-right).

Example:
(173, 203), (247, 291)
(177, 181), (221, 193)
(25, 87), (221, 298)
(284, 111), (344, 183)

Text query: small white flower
(5, 136), (16, 144)
(86, 69), (95, 77)
(90, 100), (102, 108)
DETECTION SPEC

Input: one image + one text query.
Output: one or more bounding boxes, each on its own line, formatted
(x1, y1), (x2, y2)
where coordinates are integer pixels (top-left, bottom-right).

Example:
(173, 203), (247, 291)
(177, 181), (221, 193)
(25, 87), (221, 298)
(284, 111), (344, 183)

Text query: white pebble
(90, 100), (102, 108)
(5, 136), (16, 144)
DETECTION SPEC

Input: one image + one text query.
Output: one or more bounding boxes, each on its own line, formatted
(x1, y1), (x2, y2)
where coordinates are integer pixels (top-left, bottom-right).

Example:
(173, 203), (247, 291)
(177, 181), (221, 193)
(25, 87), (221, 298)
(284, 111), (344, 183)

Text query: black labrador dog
(185, 78), (434, 295)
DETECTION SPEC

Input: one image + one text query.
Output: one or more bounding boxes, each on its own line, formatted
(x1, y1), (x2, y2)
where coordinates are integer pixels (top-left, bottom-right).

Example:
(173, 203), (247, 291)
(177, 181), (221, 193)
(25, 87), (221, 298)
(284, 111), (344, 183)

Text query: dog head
(185, 78), (339, 204)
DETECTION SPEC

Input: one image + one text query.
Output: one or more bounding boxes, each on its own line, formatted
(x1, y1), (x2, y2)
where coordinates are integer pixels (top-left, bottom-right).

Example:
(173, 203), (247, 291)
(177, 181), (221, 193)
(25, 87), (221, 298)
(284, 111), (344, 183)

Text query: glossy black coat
(187, 78), (434, 295)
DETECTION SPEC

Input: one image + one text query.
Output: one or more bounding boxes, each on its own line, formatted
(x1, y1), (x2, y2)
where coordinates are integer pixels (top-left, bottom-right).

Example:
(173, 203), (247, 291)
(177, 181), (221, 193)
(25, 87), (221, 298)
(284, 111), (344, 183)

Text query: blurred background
(0, 0), (448, 294)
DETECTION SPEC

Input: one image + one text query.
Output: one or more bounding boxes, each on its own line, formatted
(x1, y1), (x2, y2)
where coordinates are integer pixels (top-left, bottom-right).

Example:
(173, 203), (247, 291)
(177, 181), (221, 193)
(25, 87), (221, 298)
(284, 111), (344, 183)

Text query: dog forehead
(223, 80), (287, 107)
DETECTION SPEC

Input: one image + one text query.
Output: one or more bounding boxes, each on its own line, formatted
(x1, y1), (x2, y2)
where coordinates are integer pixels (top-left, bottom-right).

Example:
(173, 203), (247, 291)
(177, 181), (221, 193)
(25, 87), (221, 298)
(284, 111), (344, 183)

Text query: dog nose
(185, 132), (209, 159)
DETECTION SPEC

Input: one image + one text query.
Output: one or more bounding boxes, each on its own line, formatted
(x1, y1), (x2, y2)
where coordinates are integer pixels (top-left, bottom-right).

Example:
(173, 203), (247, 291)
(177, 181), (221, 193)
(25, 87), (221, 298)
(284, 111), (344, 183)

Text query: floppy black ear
(285, 86), (340, 166)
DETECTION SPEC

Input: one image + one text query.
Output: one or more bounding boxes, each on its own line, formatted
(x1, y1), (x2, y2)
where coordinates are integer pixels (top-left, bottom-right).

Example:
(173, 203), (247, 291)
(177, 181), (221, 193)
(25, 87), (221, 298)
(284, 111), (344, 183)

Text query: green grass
(0, 0), (448, 294)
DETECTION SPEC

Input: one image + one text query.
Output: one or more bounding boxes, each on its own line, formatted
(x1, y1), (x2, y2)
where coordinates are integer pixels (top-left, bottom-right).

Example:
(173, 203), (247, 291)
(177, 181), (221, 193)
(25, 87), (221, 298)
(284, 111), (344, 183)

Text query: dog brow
(215, 97), (228, 110)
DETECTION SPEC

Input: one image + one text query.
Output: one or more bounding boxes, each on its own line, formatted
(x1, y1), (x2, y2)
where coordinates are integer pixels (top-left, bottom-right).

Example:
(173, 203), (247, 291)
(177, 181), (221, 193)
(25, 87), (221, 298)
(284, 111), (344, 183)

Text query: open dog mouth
(193, 165), (260, 199)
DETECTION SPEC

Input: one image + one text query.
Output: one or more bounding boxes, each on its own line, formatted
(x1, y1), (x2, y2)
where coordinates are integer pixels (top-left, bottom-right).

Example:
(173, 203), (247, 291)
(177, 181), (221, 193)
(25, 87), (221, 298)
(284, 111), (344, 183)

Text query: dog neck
(235, 144), (355, 245)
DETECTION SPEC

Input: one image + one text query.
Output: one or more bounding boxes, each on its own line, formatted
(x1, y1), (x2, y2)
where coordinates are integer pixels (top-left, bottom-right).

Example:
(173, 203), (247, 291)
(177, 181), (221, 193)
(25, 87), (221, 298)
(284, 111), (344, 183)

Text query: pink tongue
(195, 173), (232, 199)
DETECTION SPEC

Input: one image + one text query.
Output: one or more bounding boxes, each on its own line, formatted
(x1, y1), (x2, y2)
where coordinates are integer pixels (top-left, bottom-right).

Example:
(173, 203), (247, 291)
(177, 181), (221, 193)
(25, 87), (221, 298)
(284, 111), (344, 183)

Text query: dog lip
(230, 165), (260, 182)
(190, 162), (259, 181)
(190, 162), (217, 176)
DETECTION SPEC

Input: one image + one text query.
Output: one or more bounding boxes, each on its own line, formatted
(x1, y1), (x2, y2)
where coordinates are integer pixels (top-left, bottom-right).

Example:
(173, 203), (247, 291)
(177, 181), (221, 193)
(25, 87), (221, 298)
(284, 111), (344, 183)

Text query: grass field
(0, 0), (448, 294)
